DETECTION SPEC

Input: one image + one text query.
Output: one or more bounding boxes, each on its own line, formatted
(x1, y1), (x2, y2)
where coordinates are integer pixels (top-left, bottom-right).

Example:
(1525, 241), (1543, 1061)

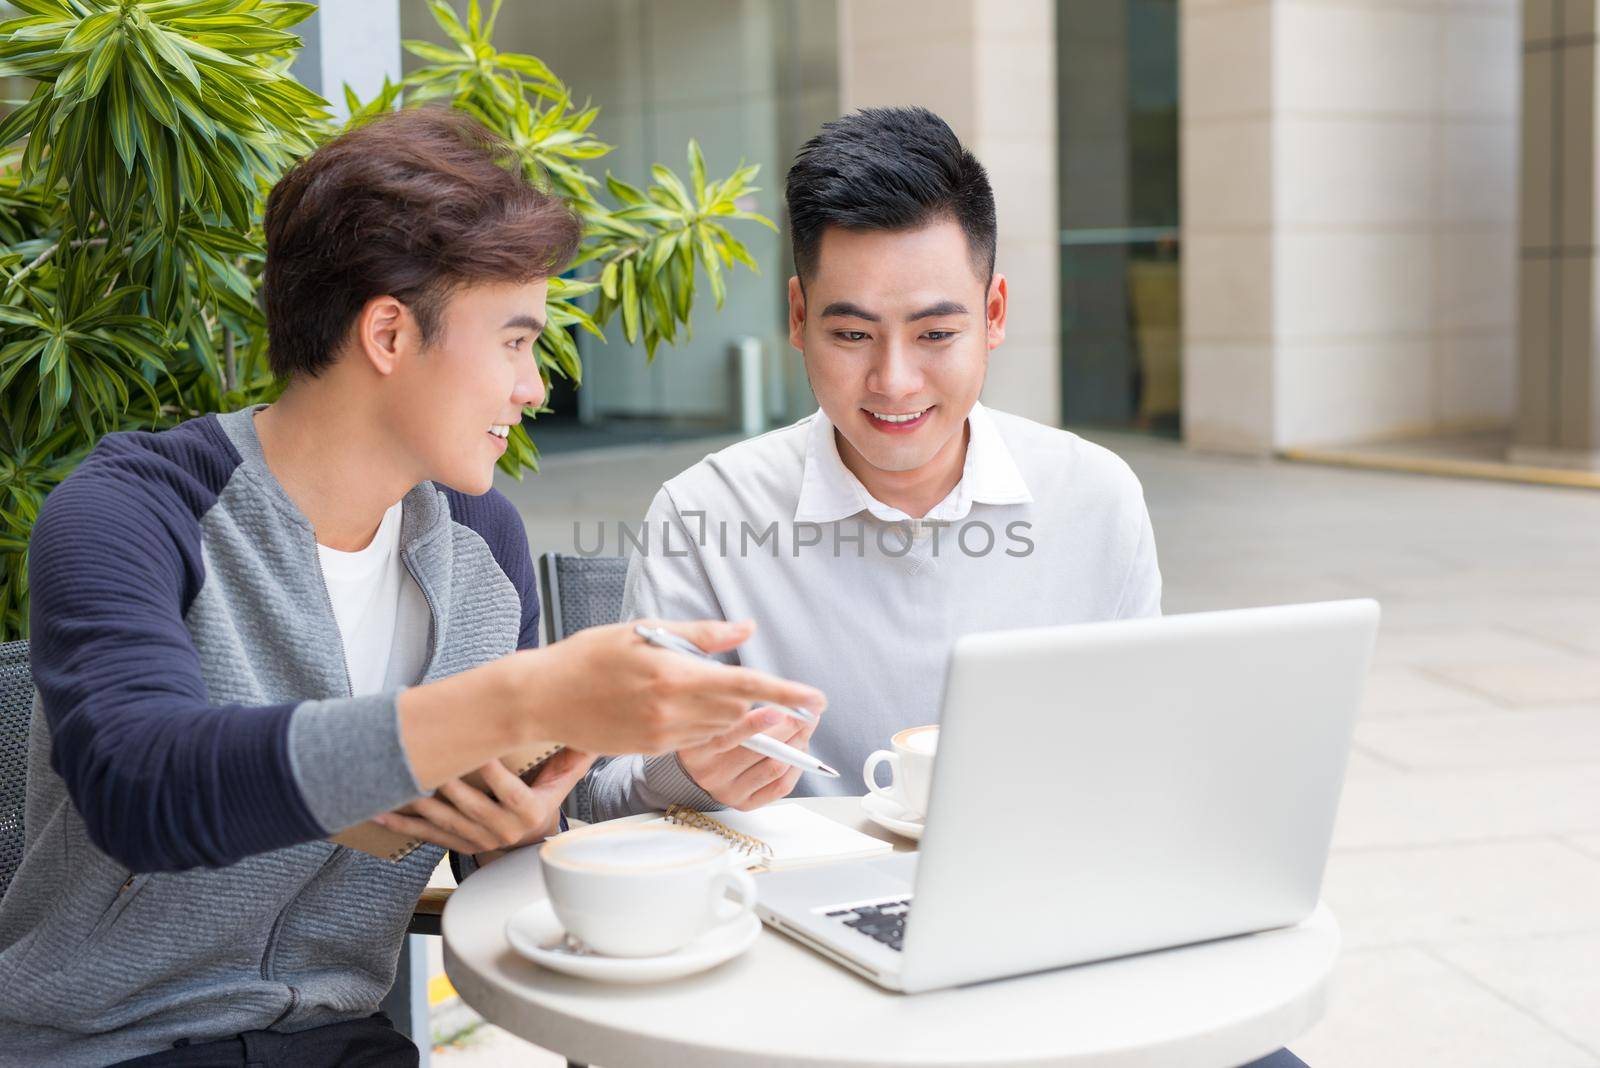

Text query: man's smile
(865, 406), (935, 433)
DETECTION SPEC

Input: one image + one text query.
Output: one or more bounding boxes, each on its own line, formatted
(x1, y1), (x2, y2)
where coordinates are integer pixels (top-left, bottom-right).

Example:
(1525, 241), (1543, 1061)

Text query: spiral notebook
(631, 803), (893, 872)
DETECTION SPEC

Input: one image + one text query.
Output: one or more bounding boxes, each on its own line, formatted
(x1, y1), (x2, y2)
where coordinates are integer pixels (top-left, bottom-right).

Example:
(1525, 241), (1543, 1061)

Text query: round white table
(443, 797), (1338, 1068)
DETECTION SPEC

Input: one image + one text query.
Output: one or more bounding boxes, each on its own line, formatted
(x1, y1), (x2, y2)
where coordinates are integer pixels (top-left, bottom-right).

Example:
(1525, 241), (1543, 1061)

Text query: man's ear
(354, 295), (413, 376)
(787, 276), (806, 351)
(985, 273), (1008, 351)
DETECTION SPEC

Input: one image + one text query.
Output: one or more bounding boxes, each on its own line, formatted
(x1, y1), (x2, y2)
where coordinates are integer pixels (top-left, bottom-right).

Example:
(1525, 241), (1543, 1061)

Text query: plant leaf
(688, 139), (706, 205)
(620, 256), (639, 343)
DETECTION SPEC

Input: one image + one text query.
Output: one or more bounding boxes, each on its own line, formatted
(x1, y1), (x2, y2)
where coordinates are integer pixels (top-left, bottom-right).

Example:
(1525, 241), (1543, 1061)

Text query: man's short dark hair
(263, 108), (582, 379)
(785, 106), (996, 286)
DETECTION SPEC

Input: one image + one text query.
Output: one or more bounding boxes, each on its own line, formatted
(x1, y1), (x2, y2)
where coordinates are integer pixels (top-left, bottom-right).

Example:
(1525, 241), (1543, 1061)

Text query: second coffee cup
(863, 724), (939, 819)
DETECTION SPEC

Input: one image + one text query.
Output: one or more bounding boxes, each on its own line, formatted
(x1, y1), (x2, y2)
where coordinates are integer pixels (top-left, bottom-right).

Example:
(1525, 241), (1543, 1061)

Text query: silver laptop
(756, 599), (1379, 994)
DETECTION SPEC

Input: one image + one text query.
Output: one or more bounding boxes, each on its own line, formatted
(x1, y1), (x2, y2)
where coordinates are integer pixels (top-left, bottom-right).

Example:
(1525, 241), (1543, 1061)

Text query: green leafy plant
(0, 0), (772, 640)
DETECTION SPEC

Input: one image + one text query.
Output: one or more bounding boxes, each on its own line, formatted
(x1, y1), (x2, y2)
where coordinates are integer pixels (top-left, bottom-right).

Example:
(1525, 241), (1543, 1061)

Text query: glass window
(1057, 0), (1180, 434)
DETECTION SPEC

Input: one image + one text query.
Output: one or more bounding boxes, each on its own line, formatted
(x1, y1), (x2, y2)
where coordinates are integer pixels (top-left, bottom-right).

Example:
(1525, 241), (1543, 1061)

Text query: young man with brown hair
(0, 108), (821, 1066)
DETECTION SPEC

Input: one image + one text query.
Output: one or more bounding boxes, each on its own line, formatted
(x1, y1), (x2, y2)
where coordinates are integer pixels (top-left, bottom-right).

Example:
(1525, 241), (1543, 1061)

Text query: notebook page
(667, 804), (893, 870)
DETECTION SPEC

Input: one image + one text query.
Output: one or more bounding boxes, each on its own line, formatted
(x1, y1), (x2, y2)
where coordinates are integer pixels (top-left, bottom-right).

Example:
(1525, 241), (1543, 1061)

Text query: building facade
(298, 2), (1562, 465)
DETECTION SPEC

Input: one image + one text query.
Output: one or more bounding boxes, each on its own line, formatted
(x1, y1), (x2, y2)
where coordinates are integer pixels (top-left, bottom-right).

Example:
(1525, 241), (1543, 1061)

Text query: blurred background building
(5, 1), (1564, 466)
(290, 3), (1583, 473)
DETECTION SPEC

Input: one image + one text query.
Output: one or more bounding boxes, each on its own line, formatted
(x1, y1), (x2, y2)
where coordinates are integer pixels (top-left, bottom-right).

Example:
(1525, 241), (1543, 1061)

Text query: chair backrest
(0, 640), (32, 900)
(537, 554), (629, 644)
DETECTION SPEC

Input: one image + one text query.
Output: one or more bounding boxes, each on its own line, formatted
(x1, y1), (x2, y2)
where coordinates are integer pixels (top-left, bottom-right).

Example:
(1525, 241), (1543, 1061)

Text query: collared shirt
(793, 401), (1034, 526)
(572, 403), (1163, 821)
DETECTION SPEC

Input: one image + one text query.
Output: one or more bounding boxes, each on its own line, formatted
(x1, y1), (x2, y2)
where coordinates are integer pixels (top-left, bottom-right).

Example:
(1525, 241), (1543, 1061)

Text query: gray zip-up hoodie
(0, 407), (540, 1065)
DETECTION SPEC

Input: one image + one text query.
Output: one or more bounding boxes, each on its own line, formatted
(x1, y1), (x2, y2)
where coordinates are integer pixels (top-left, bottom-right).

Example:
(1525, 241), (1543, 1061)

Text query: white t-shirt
(316, 500), (431, 696)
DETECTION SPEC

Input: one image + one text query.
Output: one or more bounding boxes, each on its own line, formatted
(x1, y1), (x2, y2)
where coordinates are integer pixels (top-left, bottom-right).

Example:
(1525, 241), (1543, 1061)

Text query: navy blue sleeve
(27, 423), (325, 873)
(441, 486), (541, 650)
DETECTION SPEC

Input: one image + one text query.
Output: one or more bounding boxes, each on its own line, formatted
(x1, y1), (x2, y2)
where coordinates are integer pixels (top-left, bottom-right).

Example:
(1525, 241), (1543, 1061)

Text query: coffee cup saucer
(505, 899), (761, 984)
(860, 793), (925, 841)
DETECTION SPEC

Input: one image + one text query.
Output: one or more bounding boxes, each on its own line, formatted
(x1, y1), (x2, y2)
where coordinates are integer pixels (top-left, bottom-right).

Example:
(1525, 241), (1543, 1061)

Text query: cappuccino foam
(902, 727), (939, 755)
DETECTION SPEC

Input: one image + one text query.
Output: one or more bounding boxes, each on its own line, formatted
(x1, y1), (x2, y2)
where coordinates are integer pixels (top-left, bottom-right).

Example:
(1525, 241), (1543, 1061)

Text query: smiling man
(570, 106), (1163, 822)
(0, 109), (822, 1067)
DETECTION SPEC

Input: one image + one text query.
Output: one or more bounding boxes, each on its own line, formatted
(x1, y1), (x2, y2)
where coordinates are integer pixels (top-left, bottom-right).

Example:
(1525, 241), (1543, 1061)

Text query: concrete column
(1180, 0), (1276, 452)
(291, 0), (401, 121)
(837, 0), (1061, 428)
(1516, 1), (1600, 469)
(1181, 0), (1518, 455)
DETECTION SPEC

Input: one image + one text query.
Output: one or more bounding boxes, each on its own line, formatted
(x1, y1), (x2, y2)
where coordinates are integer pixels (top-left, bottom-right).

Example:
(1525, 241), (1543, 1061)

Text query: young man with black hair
(0, 108), (822, 1067)
(571, 105), (1160, 819)
(574, 106), (1309, 1068)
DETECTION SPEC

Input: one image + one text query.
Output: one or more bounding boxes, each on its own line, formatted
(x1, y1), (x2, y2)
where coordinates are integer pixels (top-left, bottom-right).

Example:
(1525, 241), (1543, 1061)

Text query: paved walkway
(434, 427), (1600, 1067)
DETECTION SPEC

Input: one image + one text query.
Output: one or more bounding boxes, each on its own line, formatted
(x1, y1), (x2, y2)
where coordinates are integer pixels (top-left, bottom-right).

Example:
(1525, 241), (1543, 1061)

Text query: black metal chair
(0, 640), (32, 904)
(537, 553), (630, 833)
(538, 552), (630, 646)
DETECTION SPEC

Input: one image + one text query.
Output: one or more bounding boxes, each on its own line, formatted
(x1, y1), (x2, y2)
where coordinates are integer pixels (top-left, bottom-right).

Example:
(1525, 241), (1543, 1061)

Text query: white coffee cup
(863, 724), (939, 819)
(538, 824), (756, 958)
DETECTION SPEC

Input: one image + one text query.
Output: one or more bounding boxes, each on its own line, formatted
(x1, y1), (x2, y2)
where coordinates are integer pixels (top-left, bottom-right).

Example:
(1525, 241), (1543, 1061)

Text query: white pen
(740, 730), (839, 779)
(634, 624), (839, 779)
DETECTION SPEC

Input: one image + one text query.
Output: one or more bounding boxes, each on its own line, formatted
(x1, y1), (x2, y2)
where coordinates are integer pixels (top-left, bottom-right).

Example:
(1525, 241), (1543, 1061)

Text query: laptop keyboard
(827, 898), (912, 952)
